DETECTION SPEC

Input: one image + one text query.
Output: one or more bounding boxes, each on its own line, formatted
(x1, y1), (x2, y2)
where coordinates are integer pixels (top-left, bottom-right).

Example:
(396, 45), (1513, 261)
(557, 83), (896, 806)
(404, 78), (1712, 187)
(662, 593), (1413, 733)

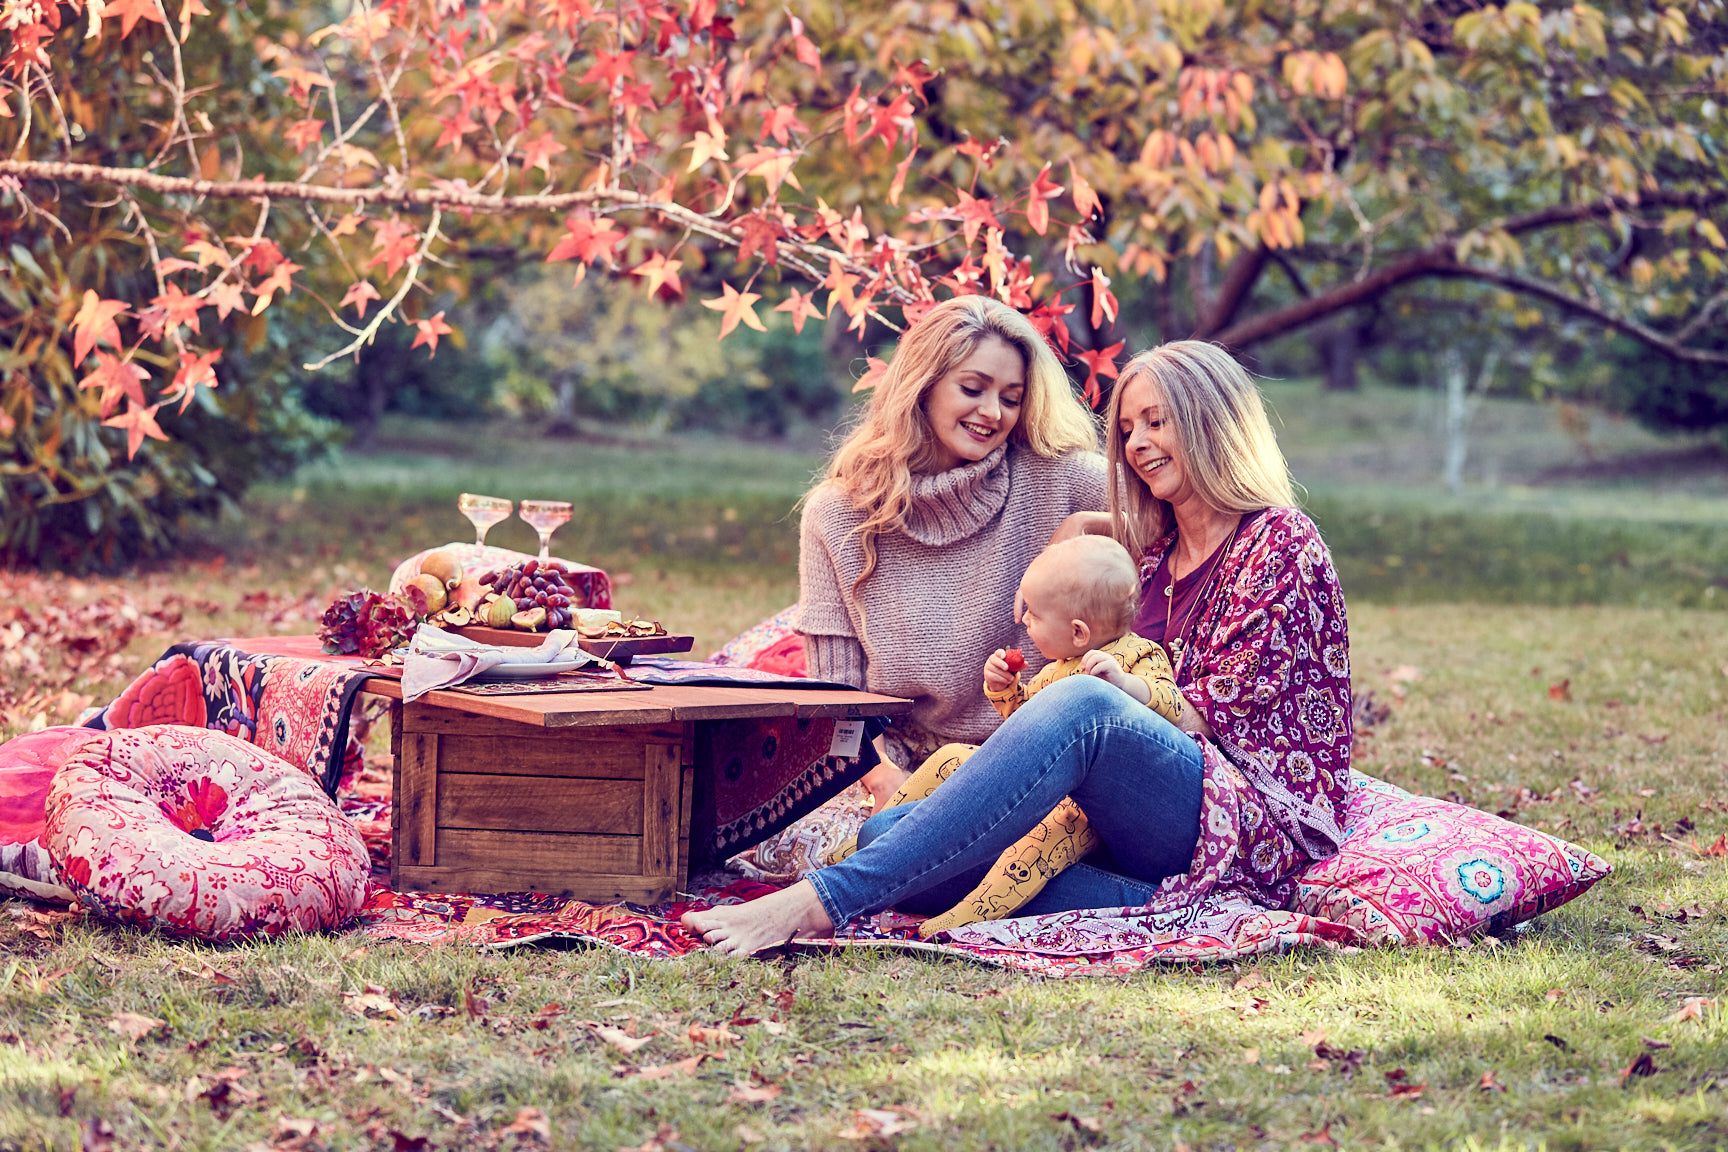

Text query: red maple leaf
(861, 91), (915, 152)
(545, 214), (624, 267)
(284, 118), (325, 153)
(77, 351), (150, 417)
(759, 103), (804, 145)
(787, 14), (820, 75)
(888, 149), (916, 207)
(435, 114), (478, 151)
(166, 348), (221, 412)
(102, 401), (169, 459)
(629, 252), (684, 300)
(893, 59), (937, 102)
(520, 131), (567, 177)
(773, 288), (823, 335)
(953, 190), (1003, 246)
(735, 213), (786, 266)
(339, 280), (381, 317)
(410, 311), (454, 357)
(1074, 340), (1125, 407)
(152, 283), (203, 335)
(1090, 268), (1118, 330)
(249, 260), (302, 313)
(701, 283), (766, 338)
(207, 281), (246, 321)
(368, 218), (419, 278)
(71, 291), (128, 364)
(1027, 297), (1076, 354)
(107, 0), (167, 39)
(852, 355), (889, 393)
(1026, 164), (1064, 236)
(1070, 160), (1103, 221)
(236, 238), (287, 274)
(580, 49), (636, 88)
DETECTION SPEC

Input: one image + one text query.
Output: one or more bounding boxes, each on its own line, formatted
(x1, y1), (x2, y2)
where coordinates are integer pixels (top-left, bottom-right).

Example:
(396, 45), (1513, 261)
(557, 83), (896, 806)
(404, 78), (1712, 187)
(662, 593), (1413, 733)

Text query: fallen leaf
(1241, 1047), (1261, 1065)
(80, 1117), (115, 1152)
(1545, 988), (1566, 1002)
(464, 984), (488, 1019)
(1666, 997), (1715, 1024)
(1384, 1068), (1409, 1083)
(1298, 1029), (1328, 1047)
(1478, 1070), (1505, 1092)
(1642, 1037), (1671, 1050)
(839, 1108), (921, 1140)
(276, 1118), (317, 1139)
(501, 1106), (549, 1140)
(726, 1081), (783, 1104)
(619, 1124), (680, 1152)
(1543, 1034), (1569, 1051)
(1388, 1082), (1427, 1099)
(107, 1012), (166, 1041)
(618, 1053), (713, 1080)
(1387, 665), (1423, 683)
(1702, 835), (1728, 858)
(344, 991), (401, 1020)
(1048, 1111), (1103, 1134)
(1231, 972), (1268, 991)
(1548, 678), (1572, 702)
(1619, 1052), (1658, 1084)
(1299, 1122), (1338, 1148)
(688, 1023), (741, 1047)
(388, 1132), (430, 1152)
(583, 1021), (655, 1055)
(735, 1123), (766, 1144)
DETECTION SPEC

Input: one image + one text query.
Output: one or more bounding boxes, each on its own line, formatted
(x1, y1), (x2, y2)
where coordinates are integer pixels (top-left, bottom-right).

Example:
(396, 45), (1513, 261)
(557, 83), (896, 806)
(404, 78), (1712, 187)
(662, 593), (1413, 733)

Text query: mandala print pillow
(1295, 773), (1610, 945)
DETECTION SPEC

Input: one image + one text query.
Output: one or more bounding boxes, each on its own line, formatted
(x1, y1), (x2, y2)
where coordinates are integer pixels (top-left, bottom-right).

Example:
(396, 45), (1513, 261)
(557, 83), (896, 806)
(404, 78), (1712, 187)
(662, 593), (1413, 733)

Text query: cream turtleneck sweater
(797, 444), (1107, 745)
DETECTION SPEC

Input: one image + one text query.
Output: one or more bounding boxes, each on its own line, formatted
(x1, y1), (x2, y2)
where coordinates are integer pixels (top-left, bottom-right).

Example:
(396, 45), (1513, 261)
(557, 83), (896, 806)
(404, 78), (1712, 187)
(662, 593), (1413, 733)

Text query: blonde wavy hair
(1104, 341), (1296, 558)
(820, 295), (1100, 595)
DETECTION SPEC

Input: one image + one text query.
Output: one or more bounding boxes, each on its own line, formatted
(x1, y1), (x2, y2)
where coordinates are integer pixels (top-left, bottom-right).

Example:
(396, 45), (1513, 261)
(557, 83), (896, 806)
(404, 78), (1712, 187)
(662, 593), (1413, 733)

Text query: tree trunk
(1322, 319), (1359, 391)
(1441, 348), (1467, 494)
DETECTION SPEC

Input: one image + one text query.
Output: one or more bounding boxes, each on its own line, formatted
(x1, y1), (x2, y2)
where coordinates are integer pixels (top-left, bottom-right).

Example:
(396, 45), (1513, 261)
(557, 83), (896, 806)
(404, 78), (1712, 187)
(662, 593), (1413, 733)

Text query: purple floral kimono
(944, 507), (1354, 956)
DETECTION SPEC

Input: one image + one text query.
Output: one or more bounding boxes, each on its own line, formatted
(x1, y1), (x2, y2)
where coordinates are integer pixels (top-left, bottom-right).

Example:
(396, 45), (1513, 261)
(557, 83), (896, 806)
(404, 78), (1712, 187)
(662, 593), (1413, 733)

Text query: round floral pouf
(45, 725), (370, 941)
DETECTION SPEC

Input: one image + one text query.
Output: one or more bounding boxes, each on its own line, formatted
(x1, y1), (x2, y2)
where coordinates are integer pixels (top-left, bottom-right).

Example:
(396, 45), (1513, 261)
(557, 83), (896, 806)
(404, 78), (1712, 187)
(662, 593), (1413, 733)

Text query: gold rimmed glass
(518, 499), (573, 563)
(457, 493), (512, 547)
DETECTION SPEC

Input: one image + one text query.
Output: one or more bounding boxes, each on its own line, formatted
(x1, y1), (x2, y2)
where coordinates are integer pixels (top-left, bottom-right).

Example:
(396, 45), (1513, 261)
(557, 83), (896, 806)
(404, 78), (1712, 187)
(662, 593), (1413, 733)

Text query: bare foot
(681, 880), (835, 958)
(861, 760), (912, 811)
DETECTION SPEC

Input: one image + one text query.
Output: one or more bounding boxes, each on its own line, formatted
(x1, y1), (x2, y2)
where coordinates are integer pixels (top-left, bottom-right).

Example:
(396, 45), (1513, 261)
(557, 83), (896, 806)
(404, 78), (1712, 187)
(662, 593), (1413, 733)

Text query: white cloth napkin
(400, 624), (597, 703)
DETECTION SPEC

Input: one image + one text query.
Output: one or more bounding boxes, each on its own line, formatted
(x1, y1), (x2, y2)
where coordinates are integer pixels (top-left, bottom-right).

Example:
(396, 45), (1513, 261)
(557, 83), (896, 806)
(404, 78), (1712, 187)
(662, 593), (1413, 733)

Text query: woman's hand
(1047, 511), (1112, 546)
(982, 648), (1017, 693)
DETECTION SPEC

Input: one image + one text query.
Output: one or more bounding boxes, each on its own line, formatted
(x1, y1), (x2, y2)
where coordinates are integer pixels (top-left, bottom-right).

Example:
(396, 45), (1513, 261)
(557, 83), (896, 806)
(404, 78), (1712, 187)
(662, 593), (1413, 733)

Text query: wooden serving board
(448, 625), (694, 664)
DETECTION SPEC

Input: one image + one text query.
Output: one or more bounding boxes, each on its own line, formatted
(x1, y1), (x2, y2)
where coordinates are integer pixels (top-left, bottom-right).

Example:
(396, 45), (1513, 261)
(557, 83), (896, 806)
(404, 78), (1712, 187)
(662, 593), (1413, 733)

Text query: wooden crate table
(361, 678), (911, 902)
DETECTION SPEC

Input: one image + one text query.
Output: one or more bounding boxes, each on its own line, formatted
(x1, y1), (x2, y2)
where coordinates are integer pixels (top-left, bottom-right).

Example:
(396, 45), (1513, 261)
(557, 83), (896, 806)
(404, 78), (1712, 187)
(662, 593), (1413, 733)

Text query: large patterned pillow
(1295, 773), (1610, 945)
(45, 725), (370, 940)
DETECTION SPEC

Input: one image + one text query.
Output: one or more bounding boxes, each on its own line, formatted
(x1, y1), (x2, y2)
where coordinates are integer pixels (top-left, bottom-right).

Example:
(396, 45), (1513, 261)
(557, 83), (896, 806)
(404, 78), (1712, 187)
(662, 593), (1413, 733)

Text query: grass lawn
(3, 384), (1727, 1150)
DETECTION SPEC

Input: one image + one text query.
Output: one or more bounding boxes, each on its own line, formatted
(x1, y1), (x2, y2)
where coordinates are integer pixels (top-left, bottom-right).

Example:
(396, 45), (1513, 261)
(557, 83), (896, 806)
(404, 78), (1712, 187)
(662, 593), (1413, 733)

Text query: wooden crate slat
(397, 733), (438, 867)
(394, 867), (677, 903)
(437, 773), (642, 835)
(436, 734), (647, 780)
(435, 827), (642, 875)
(640, 743), (680, 877)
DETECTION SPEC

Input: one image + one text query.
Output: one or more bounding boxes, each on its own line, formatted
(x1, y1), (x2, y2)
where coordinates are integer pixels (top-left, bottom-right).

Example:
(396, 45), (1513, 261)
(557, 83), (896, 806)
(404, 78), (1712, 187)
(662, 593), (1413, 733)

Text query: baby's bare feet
(681, 881), (835, 958)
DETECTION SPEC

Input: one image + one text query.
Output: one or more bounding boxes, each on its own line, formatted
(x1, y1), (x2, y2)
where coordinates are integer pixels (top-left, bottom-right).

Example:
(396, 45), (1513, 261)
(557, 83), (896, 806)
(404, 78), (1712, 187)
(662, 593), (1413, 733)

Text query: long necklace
(1163, 518), (1240, 675)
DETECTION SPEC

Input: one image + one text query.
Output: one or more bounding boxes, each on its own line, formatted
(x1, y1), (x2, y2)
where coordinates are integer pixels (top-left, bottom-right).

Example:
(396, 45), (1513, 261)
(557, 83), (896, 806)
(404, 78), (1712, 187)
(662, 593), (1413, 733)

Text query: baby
(845, 535), (1189, 937)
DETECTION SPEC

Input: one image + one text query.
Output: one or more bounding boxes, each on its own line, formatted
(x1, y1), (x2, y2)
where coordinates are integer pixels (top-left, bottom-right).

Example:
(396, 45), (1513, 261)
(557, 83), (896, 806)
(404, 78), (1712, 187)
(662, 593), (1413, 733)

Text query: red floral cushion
(0, 726), (102, 901)
(1294, 773), (1611, 945)
(45, 725), (370, 940)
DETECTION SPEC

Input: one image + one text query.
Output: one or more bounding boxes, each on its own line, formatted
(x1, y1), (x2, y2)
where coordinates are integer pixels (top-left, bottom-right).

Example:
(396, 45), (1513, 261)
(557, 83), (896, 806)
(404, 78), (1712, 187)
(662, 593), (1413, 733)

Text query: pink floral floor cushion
(0, 726), (104, 902)
(44, 725), (370, 941)
(1295, 773), (1610, 945)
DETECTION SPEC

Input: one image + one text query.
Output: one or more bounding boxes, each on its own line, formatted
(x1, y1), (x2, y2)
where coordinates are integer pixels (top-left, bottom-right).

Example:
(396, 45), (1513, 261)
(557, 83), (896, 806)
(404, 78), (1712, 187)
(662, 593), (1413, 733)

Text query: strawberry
(1003, 648), (1026, 674)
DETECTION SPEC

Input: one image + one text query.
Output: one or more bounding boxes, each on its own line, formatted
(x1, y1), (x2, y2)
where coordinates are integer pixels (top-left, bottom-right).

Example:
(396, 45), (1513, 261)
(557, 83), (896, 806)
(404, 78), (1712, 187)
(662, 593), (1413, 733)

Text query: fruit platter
(318, 551), (693, 664)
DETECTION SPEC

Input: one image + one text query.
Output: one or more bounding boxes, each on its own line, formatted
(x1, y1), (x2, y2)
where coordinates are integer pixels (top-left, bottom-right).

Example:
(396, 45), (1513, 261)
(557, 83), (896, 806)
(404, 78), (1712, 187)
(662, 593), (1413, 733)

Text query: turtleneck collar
(902, 444), (1012, 546)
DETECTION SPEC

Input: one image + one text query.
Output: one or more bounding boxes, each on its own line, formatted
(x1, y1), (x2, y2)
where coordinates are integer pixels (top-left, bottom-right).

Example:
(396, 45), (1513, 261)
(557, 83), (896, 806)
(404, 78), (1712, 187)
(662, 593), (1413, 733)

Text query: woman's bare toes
(679, 882), (835, 958)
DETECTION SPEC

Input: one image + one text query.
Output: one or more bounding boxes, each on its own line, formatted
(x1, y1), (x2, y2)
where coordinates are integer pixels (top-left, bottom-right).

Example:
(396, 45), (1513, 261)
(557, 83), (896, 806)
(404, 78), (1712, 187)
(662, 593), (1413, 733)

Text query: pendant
(1168, 636), (1185, 665)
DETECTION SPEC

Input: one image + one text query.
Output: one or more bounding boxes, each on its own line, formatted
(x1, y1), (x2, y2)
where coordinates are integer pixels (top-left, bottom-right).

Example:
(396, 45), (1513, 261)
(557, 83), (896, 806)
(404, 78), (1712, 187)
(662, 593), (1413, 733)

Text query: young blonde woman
(797, 295), (1106, 802)
(687, 340), (1353, 957)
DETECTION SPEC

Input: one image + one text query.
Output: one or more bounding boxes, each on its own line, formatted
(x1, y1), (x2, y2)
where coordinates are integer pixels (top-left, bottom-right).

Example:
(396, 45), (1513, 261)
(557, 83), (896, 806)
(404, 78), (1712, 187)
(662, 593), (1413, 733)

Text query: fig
(449, 575), (486, 611)
(511, 606), (548, 631)
(419, 550), (465, 589)
(406, 574), (448, 615)
(481, 596), (516, 628)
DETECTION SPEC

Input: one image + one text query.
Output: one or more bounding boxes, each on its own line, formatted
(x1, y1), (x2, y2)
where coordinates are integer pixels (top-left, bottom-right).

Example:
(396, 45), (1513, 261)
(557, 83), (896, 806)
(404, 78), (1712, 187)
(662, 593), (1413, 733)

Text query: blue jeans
(805, 676), (1205, 926)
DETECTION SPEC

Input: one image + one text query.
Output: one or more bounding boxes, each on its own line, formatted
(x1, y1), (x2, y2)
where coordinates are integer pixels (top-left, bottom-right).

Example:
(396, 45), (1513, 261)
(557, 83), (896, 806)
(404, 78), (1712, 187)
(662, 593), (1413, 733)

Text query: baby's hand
(1079, 648), (1128, 687)
(983, 649), (1018, 692)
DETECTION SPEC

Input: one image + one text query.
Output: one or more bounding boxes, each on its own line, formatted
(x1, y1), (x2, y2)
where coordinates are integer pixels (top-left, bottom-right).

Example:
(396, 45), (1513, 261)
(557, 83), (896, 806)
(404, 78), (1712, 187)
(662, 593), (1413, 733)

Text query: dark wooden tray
(448, 625), (694, 665)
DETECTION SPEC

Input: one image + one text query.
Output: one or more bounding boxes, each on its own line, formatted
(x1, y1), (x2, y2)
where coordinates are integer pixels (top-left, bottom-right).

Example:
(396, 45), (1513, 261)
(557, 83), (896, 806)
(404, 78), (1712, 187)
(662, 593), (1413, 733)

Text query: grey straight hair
(1104, 341), (1297, 558)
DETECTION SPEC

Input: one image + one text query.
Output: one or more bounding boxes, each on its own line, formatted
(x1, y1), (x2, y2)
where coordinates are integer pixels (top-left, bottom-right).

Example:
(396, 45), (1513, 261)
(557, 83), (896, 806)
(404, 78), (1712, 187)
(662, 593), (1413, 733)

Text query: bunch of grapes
(479, 559), (582, 630)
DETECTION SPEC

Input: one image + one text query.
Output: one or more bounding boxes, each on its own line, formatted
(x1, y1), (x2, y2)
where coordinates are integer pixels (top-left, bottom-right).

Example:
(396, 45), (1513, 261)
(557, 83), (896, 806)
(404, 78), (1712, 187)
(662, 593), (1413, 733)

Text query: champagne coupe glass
(518, 500), (574, 563)
(457, 493), (512, 547)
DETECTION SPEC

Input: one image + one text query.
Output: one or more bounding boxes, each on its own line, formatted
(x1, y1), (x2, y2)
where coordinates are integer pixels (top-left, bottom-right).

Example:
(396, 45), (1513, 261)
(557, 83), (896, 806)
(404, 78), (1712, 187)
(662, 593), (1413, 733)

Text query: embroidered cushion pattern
(45, 725), (370, 941)
(1293, 773), (1611, 944)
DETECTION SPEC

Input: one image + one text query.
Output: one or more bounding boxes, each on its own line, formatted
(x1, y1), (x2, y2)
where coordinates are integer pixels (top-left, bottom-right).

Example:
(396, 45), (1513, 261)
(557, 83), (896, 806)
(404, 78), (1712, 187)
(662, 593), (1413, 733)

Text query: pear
(405, 574), (447, 615)
(419, 550), (465, 589)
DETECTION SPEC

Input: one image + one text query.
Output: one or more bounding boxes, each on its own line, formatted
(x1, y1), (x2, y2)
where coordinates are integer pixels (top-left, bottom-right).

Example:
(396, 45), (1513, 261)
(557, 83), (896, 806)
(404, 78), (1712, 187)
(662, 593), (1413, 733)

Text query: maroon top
(1133, 511), (1264, 648)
